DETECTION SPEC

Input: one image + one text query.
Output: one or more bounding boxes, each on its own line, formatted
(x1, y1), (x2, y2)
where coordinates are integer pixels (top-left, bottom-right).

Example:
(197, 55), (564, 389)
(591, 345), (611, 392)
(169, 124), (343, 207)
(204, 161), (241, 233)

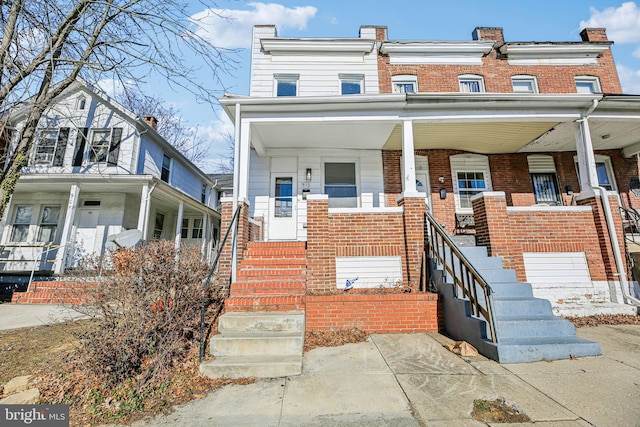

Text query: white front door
(268, 174), (297, 240)
(416, 172), (432, 209)
(70, 208), (100, 266)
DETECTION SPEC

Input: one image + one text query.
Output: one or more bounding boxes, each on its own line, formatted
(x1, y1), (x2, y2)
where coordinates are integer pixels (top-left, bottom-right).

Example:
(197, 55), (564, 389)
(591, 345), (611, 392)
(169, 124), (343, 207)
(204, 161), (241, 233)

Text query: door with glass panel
(268, 174), (297, 240)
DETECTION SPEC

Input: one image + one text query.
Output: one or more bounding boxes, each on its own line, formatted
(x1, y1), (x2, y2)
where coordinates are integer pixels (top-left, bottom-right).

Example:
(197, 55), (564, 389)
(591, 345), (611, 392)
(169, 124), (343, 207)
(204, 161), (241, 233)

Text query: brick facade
(375, 26), (622, 95)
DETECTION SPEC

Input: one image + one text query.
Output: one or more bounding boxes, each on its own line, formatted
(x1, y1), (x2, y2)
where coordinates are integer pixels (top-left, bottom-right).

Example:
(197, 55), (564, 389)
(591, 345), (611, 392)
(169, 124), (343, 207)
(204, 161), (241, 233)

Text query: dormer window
(575, 76), (601, 94)
(275, 74), (298, 96)
(340, 74), (364, 95)
(392, 75), (418, 93)
(459, 74), (485, 93)
(77, 97), (87, 110)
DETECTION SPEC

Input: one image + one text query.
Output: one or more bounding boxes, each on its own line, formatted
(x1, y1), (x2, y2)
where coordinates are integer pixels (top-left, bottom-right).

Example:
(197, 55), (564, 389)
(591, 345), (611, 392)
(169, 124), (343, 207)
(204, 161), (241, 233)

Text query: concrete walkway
(0, 303), (86, 330)
(130, 325), (640, 427)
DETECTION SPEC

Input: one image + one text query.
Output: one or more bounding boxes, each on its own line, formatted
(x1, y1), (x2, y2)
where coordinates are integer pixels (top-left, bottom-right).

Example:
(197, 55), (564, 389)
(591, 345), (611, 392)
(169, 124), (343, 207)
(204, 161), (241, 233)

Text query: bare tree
(0, 0), (233, 219)
(116, 86), (206, 163)
(214, 128), (234, 173)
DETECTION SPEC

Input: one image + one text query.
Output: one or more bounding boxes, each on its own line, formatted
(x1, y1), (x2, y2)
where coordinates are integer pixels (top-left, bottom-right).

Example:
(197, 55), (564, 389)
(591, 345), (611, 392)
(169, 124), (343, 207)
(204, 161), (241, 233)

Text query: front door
(69, 208), (100, 267)
(268, 174), (297, 240)
(416, 173), (432, 208)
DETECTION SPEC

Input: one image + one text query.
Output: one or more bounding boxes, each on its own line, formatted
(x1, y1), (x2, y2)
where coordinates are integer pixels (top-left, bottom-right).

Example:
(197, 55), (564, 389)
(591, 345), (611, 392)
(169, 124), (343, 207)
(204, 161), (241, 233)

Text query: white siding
(523, 252), (591, 287)
(250, 27), (379, 97)
(336, 256), (403, 289)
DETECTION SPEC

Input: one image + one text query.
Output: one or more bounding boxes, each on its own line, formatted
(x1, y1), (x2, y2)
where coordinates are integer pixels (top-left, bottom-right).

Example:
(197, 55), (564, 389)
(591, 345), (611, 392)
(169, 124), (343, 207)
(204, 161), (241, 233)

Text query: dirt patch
(304, 328), (369, 352)
(471, 398), (530, 423)
(564, 314), (640, 328)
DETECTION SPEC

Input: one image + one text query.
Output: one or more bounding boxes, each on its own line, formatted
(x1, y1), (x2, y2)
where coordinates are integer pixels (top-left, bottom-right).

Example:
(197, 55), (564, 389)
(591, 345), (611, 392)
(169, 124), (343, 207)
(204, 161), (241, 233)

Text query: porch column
(201, 213), (209, 257)
(54, 183), (80, 274)
(174, 201), (184, 250)
(575, 118), (599, 197)
(137, 183), (151, 240)
(232, 118), (251, 283)
(401, 119), (418, 196)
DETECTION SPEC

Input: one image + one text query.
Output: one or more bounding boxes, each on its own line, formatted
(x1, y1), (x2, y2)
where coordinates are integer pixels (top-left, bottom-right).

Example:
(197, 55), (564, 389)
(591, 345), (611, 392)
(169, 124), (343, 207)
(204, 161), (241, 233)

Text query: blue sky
(120, 1), (640, 172)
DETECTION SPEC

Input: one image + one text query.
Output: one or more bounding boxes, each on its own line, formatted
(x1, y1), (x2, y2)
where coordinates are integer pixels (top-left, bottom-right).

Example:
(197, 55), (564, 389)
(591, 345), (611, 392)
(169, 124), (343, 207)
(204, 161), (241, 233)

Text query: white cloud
(634, 45), (640, 58)
(580, 2), (640, 43)
(617, 64), (640, 94)
(190, 2), (317, 49)
(192, 115), (235, 172)
(95, 78), (132, 98)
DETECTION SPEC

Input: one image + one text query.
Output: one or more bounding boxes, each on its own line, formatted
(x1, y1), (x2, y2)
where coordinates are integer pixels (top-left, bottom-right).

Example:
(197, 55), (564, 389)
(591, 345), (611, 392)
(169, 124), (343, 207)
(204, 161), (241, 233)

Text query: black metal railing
(620, 206), (640, 242)
(199, 204), (242, 361)
(425, 209), (498, 343)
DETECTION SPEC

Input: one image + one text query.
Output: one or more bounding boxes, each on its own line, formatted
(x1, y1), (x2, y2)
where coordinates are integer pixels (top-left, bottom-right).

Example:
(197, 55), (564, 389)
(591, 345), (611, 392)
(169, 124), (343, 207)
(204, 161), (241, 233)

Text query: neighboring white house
(0, 80), (220, 276)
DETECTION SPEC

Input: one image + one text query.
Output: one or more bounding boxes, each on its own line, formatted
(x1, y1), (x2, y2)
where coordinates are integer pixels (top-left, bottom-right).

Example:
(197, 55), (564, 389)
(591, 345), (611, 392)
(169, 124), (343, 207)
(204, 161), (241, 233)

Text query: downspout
(579, 99), (640, 306)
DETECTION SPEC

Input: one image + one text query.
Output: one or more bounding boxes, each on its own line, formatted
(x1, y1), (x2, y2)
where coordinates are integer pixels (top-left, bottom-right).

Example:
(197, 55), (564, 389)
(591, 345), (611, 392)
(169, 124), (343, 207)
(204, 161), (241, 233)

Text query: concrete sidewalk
(0, 303), (86, 330)
(130, 325), (640, 427)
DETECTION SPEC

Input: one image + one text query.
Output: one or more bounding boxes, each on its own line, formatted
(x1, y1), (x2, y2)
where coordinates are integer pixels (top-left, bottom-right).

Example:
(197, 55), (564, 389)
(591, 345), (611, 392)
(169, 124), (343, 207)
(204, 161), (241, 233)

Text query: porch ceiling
(383, 122), (561, 153)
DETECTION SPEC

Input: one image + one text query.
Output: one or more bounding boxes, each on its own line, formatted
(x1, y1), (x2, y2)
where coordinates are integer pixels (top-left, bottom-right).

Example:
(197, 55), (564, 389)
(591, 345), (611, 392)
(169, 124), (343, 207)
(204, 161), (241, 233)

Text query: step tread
(203, 355), (302, 365)
(212, 332), (304, 339)
(498, 336), (600, 346)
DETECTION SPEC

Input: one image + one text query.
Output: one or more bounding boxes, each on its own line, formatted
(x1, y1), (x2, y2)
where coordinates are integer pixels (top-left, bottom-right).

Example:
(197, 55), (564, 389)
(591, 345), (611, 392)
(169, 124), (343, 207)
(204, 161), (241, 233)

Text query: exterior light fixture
(306, 168), (312, 181)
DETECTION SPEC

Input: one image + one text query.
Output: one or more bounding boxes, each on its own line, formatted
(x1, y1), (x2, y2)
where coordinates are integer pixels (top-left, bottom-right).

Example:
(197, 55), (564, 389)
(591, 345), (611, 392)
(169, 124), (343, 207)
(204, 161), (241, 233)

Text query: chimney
(472, 27), (504, 44)
(580, 28), (609, 42)
(360, 25), (387, 41)
(144, 115), (158, 131)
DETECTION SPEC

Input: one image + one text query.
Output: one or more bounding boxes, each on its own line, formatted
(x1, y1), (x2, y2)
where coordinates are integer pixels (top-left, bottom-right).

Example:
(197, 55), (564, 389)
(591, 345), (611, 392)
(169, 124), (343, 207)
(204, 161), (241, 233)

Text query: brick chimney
(580, 28), (609, 42)
(472, 27), (504, 44)
(144, 115), (158, 131)
(360, 25), (387, 41)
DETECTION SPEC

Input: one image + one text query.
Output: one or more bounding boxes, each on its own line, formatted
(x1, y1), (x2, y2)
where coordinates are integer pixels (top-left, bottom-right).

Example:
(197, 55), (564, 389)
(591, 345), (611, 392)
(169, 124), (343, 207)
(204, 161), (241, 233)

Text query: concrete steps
(434, 244), (602, 363)
(200, 311), (304, 378)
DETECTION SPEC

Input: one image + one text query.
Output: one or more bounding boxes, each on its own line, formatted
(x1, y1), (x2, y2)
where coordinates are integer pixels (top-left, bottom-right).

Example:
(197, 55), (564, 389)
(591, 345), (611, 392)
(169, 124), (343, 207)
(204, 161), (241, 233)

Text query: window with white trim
(392, 75), (418, 93)
(512, 75), (538, 93)
(340, 74), (364, 95)
(459, 74), (485, 93)
(36, 205), (61, 243)
(161, 154), (171, 182)
(275, 74), (299, 96)
(450, 154), (492, 212)
(324, 162), (357, 208)
(575, 76), (601, 94)
(88, 128), (122, 164)
(153, 212), (165, 239)
(33, 128), (69, 166)
(574, 154), (617, 191)
(10, 205), (33, 242)
(77, 96), (87, 110)
(192, 218), (203, 239)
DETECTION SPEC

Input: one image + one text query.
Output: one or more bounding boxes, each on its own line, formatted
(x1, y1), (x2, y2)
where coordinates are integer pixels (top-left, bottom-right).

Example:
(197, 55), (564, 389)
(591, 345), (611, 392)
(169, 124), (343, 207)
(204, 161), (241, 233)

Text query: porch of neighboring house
(1, 175), (220, 303)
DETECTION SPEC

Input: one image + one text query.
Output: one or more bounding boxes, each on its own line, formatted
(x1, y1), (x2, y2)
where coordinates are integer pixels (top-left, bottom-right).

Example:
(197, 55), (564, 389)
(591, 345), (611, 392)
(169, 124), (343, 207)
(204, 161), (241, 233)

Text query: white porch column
(237, 119), (251, 203)
(401, 119), (418, 195)
(54, 183), (80, 274)
(201, 213), (209, 257)
(137, 183), (155, 240)
(575, 118), (599, 198)
(174, 201), (184, 250)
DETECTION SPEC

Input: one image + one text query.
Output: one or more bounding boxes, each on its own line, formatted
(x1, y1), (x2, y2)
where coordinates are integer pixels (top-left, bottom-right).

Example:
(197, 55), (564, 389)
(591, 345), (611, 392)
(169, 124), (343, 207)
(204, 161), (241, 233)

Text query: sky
(119, 1), (640, 173)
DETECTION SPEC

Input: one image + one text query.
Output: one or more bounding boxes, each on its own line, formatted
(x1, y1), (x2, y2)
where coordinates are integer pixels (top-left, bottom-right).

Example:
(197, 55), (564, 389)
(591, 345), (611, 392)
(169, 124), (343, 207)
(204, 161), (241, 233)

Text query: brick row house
(204, 24), (640, 373)
(0, 81), (221, 301)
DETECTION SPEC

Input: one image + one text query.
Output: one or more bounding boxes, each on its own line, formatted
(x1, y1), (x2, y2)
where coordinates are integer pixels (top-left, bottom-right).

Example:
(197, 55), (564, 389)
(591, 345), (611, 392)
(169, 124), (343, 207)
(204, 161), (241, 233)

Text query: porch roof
(219, 93), (640, 156)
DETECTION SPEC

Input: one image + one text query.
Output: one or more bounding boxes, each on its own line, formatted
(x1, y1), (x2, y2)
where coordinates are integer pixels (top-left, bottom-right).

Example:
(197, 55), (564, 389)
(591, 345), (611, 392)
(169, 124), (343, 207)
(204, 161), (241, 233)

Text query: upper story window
(512, 75), (538, 93)
(201, 183), (207, 203)
(275, 74), (298, 96)
(575, 76), (601, 94)
(340, 74), (364, 95)
(32, 128), (69, 166)
(392, 75), (418, 93)
(88, 128), (122, 165)
(161, 154), (171, 182)
(76, 96), (87, 110)
(459, 75), (485, 93)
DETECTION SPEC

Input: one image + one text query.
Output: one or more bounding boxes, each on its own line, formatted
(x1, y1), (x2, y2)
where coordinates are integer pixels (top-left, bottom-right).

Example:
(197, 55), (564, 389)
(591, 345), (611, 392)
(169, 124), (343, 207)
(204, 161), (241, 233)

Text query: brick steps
(226, 241), (308, 312)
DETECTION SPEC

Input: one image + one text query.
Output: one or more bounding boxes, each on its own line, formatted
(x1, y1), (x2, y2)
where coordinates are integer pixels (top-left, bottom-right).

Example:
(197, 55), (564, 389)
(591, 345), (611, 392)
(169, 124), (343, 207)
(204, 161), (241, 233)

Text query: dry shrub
(71, 240), (224, 390)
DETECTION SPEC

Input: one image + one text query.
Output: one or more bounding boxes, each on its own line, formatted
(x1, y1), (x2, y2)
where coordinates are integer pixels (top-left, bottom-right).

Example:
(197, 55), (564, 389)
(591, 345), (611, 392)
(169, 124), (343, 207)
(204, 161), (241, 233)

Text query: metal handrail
(620, 206), (640, 244)
(199, 204), (242, 361)
(425, 209), (498, 343)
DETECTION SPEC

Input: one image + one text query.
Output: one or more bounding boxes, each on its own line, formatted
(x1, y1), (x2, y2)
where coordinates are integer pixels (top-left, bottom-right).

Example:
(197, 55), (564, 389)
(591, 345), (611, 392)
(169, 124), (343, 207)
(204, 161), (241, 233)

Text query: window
(201, 183), (207, 204)
(575, 76), (601, 94)
(10, 205), (33, 242)
(340, 74), (364, 95)
(392, 75), (418, 93)
(33, 128), (69, 166)
(77, 97), (86, 110)
(528, 155), (560, 205)
(36, 205), (60, 243)
(274, 177), (293, 217)
(192, 218), (203, 239)
(88, 128), (122, 164)
(161, 154), (171, 182)
(450, 154), (491, 212)
(153, 213), (165, 239)
(512, 76), (538, 93)
(275, 74), (298, 96)
(459, 75), (485, 93)
(324, 162), (357, 208)
(181, 218), (189, 239)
